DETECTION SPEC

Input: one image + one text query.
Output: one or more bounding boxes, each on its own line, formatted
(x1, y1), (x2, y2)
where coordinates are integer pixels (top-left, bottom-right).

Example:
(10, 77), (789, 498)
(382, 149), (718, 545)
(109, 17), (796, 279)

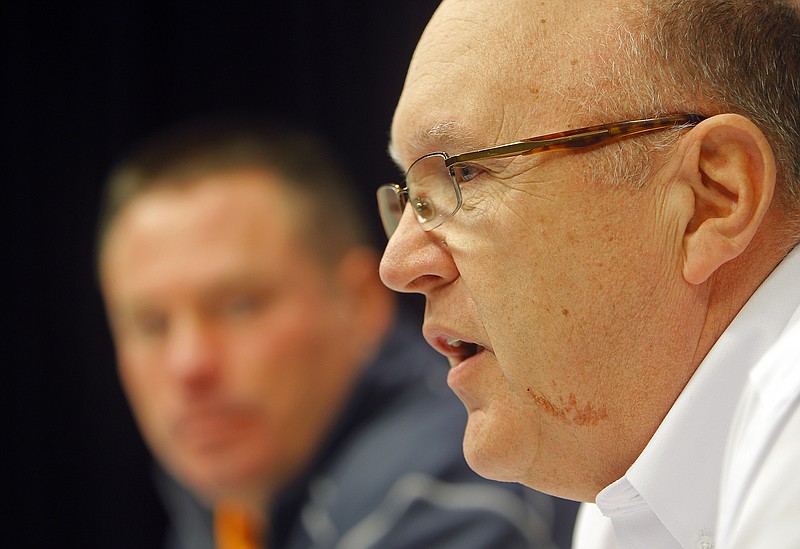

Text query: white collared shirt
(716, 292), (800, 548)
(572, 245), (800, 549)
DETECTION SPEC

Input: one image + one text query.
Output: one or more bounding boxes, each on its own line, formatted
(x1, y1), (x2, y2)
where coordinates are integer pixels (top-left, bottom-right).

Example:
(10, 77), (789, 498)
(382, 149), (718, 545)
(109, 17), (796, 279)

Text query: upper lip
(423, 324), (488, 361)
(175, 403), (245, 428)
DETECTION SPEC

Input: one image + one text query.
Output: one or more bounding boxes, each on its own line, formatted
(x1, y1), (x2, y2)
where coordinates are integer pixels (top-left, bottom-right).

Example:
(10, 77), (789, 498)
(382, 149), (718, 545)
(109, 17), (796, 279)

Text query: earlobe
(681, 114), (776, 284)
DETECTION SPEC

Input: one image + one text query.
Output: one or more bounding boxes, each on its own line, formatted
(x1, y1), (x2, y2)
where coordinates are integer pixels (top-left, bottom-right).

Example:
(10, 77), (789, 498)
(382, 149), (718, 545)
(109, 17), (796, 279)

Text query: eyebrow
(387, 121), (477, 171)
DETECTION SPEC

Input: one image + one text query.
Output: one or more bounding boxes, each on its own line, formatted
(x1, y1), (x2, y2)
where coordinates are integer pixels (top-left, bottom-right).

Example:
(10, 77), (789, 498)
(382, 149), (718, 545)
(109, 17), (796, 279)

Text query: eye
(131, 311), (168, 339)
(450, 163), (482, 184)
(221, 296), (260, 318)
(412, 196), (435, 222)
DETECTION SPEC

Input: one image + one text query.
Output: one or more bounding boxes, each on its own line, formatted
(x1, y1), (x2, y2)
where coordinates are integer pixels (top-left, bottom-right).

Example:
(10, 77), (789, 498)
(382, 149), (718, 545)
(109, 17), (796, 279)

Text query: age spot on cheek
(526, 388), (609, 426)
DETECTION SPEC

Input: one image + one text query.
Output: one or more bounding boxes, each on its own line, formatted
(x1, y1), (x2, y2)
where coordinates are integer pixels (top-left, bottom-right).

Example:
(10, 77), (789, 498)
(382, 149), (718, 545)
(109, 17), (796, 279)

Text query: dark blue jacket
(159, 313), (577, 549)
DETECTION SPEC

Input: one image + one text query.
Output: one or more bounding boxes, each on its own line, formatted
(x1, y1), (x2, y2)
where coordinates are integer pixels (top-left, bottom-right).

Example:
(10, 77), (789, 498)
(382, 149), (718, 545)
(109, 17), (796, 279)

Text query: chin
(174, 447), (272, 502)
(461, 409), (526, 484)
(185, 467), (261, 505)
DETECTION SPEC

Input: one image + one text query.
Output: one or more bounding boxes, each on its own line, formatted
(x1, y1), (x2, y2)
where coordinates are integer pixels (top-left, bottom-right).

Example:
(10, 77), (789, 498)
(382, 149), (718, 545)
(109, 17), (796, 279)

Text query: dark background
(7, 2), (440, 547)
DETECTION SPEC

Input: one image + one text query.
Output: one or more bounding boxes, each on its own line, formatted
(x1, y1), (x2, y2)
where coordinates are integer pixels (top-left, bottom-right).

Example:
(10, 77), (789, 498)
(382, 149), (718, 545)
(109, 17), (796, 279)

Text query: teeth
(446, 337), (462, 347)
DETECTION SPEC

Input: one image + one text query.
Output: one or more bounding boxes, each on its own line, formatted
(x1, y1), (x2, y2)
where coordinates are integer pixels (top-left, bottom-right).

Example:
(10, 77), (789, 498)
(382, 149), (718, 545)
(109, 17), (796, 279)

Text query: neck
(694, 222), (795, 367)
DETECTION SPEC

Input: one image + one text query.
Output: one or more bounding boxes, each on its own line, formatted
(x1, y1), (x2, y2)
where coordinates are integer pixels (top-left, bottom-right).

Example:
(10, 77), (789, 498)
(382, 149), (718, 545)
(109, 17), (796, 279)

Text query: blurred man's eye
(132, 311), (168, 339)
(220, 295), (261, 318)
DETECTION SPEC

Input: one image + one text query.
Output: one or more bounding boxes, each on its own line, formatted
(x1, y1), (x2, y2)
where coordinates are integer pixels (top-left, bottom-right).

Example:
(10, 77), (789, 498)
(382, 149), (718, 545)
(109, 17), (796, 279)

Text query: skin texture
(100, 169), (393, 515)
(380, 0), (783, 502)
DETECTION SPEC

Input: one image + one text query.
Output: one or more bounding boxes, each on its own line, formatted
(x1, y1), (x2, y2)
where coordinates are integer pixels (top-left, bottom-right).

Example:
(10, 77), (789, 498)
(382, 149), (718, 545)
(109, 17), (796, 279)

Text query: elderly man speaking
(378, 0), (800, 547)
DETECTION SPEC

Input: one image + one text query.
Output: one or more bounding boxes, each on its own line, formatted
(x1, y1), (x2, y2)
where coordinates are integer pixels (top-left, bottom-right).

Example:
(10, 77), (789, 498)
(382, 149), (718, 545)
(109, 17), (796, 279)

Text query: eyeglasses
(377, 114), (705, 238)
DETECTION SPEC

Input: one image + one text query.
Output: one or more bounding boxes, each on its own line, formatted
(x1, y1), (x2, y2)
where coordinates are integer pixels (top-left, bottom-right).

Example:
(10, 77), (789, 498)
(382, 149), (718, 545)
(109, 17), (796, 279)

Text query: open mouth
(445, 337), (485, 361)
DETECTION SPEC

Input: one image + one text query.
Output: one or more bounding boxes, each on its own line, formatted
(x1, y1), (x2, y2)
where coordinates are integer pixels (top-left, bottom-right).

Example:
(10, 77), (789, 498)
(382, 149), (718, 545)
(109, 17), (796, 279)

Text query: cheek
(228, 299), (344, 408)
(116, 355), (176, 451)
(449, 211), (600, 391)
(457, 186), (673, 398)
(233, 317), (314, 395)
(451, 226), (548, 367)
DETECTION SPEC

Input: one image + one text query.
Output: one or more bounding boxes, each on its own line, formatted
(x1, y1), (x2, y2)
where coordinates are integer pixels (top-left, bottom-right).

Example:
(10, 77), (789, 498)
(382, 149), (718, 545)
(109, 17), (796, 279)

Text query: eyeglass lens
(377, 185), (404, 237)
(378, 153), (462, 238)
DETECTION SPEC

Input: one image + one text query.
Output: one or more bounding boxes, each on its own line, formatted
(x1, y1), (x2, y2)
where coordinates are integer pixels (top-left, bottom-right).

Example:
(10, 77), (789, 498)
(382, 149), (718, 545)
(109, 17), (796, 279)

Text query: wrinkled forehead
(390, 0), (624, 166)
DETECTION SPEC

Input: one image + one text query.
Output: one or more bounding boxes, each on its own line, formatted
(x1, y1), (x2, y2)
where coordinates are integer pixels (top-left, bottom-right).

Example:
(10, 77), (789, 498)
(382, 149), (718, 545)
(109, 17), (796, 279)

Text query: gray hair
(577, 0), (800, 236)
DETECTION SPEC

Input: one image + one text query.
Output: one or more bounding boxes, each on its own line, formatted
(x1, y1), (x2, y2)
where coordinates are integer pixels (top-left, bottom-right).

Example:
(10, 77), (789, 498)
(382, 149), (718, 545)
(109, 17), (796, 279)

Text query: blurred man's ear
(335, 247), (385, 298)
(677, 114), (776, 284)
(334, 246), (395, 343)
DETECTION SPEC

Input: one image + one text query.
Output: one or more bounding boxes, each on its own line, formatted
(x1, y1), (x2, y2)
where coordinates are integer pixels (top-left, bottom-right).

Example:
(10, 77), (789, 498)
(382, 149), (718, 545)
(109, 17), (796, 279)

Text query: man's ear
(679, 114), (776, 284)
(334, 246), (394, 322)
(333, 246), (395, 360)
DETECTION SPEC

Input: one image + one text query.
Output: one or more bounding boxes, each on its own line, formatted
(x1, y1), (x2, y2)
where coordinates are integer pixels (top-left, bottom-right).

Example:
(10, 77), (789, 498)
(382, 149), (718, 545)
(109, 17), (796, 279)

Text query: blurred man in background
(97, 118), (577, 549)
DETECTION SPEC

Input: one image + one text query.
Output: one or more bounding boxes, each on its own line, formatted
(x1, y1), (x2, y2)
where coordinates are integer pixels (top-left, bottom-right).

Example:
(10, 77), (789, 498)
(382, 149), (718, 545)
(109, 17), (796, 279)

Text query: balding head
(382, 0), (798, 501)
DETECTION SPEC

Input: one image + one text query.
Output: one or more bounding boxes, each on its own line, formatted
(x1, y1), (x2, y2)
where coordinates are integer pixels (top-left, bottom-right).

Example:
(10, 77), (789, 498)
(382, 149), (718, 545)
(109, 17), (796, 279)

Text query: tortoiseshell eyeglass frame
(377, 113), (706, 238)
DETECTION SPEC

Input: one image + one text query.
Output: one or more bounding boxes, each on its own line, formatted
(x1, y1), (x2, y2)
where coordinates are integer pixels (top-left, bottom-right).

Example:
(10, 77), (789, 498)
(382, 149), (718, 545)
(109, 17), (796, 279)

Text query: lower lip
(446, 349), (487, 390)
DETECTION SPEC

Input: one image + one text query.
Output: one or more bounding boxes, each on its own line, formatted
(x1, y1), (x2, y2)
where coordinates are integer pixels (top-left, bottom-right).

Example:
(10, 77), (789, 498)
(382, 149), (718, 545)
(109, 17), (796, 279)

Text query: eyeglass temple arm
(447, 114), (705, 165)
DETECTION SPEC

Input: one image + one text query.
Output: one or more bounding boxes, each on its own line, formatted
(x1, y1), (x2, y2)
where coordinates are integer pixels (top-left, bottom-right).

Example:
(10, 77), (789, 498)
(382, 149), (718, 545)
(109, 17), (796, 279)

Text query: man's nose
(164, 317), (219, 384)
(379, 204), (459, 295)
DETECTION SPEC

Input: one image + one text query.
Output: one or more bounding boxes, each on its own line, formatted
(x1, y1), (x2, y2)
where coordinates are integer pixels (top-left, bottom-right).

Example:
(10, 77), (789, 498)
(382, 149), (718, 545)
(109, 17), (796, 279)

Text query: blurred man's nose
(164, 316), (220, 384)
